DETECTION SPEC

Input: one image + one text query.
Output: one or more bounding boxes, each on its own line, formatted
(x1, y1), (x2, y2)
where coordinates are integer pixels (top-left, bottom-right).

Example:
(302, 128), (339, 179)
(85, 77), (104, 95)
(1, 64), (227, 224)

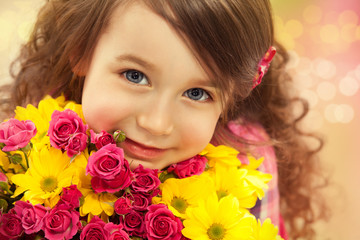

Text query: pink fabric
(279, 214), (289, 240)
(227, 121), (288, 238)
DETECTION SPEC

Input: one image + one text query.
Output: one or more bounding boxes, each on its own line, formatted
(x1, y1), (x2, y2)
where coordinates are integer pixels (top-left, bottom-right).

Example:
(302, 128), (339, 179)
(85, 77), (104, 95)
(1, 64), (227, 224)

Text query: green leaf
(8, 153), (23, 164)
(0, 199), (8, 213)
(159, 171), (177, 183)
(113, 130), (126, 143)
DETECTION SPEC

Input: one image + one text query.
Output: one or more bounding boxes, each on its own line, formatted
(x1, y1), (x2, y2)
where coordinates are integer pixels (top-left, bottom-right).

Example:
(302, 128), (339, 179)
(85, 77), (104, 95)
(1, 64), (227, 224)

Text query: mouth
(119, 137), (167, 160)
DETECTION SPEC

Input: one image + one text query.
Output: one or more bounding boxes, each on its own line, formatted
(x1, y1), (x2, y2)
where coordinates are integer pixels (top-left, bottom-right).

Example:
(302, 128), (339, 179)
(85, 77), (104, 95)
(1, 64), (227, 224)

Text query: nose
(136, 98), (174, 136)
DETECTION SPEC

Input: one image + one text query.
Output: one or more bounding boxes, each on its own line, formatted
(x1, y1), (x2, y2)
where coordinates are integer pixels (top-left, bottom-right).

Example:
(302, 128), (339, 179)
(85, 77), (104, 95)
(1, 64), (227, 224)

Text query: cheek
(82, 93), (129, 132)
(82, 95), (103, 131)
(179, 114), (219, 153)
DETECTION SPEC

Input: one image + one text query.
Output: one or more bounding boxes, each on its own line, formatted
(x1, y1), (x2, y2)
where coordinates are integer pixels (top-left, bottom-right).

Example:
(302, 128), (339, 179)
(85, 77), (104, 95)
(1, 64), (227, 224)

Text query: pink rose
(128, 191), (152, 211)
(13, 201), (48, 234)
(43, 205), (79, 240)
(48, 109), (88, 157)
(114, 197), (132, 215)
(109, 230), (131, 240)
(121, 210), (145, 238)
(167, 155), (208, 178)
(105, 223), (130, 240)
(145, 204), (183, 240)
(131, 165), (161, 193)
(0, 172), (7, 182)
(0, 212), (24, 239)
(86, 144), (132, 193)
(58, 185), (83, 209)
(90, 130), (115, 149)
(0, 118), (37, 152)
(65, 132), (88, 157)
(80, 216), (110, 240)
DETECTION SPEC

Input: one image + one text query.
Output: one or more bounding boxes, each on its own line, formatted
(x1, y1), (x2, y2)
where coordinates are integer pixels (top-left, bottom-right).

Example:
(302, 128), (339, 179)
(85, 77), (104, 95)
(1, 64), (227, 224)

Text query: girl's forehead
(108, 1), (217, 80)
(95, 1), (216, 86)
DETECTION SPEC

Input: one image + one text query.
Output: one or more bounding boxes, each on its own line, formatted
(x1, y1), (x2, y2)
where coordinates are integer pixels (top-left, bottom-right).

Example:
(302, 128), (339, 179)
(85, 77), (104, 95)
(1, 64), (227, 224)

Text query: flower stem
(24, 152), (30, 169)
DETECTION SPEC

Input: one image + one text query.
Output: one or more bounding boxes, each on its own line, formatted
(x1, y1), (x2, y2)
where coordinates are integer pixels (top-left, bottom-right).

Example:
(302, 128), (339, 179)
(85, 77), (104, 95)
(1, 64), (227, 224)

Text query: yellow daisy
(80, 192), (118, 218)
(240, 154), (264, 171)
(11, 147), (78, 207)
(240, 155), (272, 200)
(210, 164), (258, 209)
(251, 218), (284, 240)
(200, 144), (241, 168)
(182, 193), (254, 240)
(156, 174), (214, 218)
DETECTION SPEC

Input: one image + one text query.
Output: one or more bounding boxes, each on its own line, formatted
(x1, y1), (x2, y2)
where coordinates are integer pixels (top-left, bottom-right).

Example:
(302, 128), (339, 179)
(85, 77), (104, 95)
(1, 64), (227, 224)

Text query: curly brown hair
(5, 0), (329, 238)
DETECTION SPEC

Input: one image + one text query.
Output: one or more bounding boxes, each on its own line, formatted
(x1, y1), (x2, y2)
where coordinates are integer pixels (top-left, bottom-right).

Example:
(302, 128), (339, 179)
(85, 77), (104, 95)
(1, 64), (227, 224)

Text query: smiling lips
(120, 137), (167, 160)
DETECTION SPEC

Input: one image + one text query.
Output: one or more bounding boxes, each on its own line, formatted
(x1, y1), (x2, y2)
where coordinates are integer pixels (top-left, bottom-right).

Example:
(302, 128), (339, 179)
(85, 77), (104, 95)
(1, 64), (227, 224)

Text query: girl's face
(81, 2), (223, 170)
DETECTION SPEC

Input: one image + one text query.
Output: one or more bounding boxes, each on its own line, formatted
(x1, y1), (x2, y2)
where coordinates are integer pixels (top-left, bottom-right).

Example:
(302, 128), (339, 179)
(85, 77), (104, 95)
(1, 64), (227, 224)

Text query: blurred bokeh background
(0, 0), (359, 239)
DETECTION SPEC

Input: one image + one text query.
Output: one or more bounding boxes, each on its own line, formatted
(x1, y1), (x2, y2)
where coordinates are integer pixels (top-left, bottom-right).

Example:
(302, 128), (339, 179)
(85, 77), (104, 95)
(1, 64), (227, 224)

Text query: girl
(4, 0), (328, 238)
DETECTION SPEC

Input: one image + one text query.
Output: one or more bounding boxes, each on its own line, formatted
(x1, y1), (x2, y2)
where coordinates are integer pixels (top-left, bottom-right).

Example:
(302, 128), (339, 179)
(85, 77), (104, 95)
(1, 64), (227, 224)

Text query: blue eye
(184, 88), (210, 101)
(123, 70), (149, 85)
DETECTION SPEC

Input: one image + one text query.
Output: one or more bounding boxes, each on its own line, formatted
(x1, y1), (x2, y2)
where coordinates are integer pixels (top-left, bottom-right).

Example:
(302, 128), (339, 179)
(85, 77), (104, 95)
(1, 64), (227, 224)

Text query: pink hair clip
(252, 46), (277, 89)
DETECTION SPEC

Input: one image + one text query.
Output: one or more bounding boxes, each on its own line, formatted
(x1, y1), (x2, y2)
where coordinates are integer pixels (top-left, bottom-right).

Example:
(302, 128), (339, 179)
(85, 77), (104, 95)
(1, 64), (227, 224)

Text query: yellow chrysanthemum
(72, 153), (117, 218)
(240, 155), (272, 200)
(240, 154), (265, 171)
(155, 175), (214, 218)
(80, 192), (118, 218)
(11, 147), (79, 207)
(251, 218), (284, 240)
(200, 144), (241, 168)
(182, 194), (254, 240)
(210, 164), (258, 209)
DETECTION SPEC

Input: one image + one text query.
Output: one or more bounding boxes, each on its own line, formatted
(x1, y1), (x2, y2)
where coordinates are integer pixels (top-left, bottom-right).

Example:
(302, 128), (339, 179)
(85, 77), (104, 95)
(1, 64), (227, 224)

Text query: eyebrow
(192, 78), (216, 88)
(115, 54), (156, 71)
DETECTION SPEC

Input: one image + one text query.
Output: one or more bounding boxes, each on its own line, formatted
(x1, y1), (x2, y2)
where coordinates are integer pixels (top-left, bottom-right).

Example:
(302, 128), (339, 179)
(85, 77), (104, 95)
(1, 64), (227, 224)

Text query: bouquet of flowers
(0, 95), (283, 240)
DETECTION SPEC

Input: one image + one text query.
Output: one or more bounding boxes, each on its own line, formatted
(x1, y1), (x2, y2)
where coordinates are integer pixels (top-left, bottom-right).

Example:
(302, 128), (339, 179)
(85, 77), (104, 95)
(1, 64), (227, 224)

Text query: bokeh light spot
(356, 26), (360, 40)
(294, 73), (315, 89)
(338, 10), (359, 26)
(285, 19), (304, 38)
(316, 81), (336, 101)
(313, 58), (337, 79)
(320, 24), (340, 44)
(297, 57), (313, 75)
(355, 64), (360, 80)
(339, 76), (359, 96)
(303, 5), (322, 24)
(335, 104), (354, 123)
(274, 15), (285, 35)
(278, 32), (295, 50)
(324, 104), (353, 124)
(341, 23), (358, 43)
(324, 104), (338, 123)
